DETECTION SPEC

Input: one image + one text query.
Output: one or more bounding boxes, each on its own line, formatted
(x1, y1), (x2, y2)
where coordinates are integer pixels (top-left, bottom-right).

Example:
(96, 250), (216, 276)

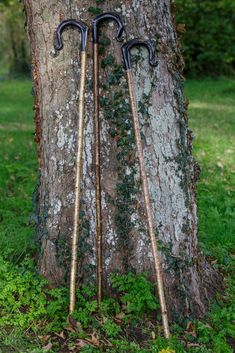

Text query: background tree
(175, 0), (235, 76)
(0, 0), (30, 76)
(24, 0), (222, 321)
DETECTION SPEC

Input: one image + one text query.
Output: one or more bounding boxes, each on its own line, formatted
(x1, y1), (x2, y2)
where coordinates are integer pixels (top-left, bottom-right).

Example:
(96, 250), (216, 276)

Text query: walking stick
(121, 39), (170, 338)
(55, 19), (88, 314)
(92, 13), (124, 306)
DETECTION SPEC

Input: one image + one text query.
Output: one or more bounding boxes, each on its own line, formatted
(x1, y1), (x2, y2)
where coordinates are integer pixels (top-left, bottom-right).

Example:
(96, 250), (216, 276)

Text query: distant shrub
(175, 0), (235, 76)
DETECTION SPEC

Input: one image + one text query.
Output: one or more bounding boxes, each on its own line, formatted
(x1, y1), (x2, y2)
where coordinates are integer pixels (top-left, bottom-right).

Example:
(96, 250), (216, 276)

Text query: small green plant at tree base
(0, 256), (69, 331)
(102, 319), (121, 338)
(110, 272), (159, 320)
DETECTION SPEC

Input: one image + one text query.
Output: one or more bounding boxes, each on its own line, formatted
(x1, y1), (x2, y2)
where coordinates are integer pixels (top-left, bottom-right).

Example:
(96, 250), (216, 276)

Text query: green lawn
(0, 79), (37, 262)
(0, 78), (234, 352)
(185, 78), (235, 265)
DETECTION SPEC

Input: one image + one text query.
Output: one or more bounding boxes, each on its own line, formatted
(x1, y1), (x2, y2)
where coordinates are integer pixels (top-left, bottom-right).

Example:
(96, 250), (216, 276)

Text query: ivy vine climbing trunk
(24, 0), (222, 321)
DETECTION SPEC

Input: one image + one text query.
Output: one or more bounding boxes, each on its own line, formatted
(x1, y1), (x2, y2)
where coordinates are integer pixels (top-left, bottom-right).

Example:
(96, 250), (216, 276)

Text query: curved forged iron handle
(92, 12), (124, 44)
(55, 19), (89, 52)
(122, 38), (158, 70)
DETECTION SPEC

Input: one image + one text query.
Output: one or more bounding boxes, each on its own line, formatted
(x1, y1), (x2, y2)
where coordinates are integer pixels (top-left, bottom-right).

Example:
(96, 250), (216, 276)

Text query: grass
(0, 79), (37, 262)
(185, 78), (235, 267)
(0, 77), (234, 352)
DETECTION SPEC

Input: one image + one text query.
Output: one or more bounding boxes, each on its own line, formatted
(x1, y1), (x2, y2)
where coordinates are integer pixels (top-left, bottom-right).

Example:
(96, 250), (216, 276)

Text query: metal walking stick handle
(55, 19), (88, 314)
(121, 38), (170, 338)
(92, 12), (124, 43)
(55, 19), (88, 52)
(122, 38), (158, 70)
(92, 12), (125, 306)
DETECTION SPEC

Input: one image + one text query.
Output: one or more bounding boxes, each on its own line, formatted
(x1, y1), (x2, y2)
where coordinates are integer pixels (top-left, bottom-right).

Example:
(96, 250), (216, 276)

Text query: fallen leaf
(216, 161), (223, 169)
(85, 332), (100, 347)
(115, 311), (125, 323)
(54, 331), (66, 340)
(76, 340), (88, 348)
(185, 321), (197, 337)
(43, 342), (53, 351)
(187, 343), (200, 348)
(38, 335), (51, 342)
(177, 23), (186, 34)
(225, 149), (233, 154)
(64, 325), (77, 333)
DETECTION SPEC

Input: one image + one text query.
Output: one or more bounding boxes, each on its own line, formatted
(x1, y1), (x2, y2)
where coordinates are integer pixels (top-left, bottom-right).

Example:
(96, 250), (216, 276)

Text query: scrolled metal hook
(122, 38), (158, 70)
(55, 19), (89, 52)
(92, 12), (125, 44)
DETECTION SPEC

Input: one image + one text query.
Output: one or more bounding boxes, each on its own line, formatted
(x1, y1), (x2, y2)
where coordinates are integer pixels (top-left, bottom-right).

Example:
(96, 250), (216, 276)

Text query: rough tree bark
(24, 0), (222, 321)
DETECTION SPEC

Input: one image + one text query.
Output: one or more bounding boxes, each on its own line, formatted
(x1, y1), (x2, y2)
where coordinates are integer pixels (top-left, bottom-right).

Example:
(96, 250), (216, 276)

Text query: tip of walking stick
(67, 314), (78, 328)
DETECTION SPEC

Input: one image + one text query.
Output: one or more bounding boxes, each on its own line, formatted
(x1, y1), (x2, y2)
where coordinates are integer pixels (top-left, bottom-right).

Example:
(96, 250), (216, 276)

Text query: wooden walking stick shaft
(92, 13), (124, 306)
(55, 19), (88, 314)
(126, 69), (170, 338)
(93, 42), (103, 306)
(70, 51), (87, 314)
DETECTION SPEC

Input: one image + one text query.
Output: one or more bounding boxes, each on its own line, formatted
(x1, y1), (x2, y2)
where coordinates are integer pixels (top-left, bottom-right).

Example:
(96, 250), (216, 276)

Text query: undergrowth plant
(0, 256), (68, 331)
(110, 272), (159, 320)
(0, 256), (234, 352)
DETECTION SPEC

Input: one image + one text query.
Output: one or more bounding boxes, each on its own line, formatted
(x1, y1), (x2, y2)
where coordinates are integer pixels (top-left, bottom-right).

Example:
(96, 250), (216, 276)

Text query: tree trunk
(24, 0), (222, 321)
